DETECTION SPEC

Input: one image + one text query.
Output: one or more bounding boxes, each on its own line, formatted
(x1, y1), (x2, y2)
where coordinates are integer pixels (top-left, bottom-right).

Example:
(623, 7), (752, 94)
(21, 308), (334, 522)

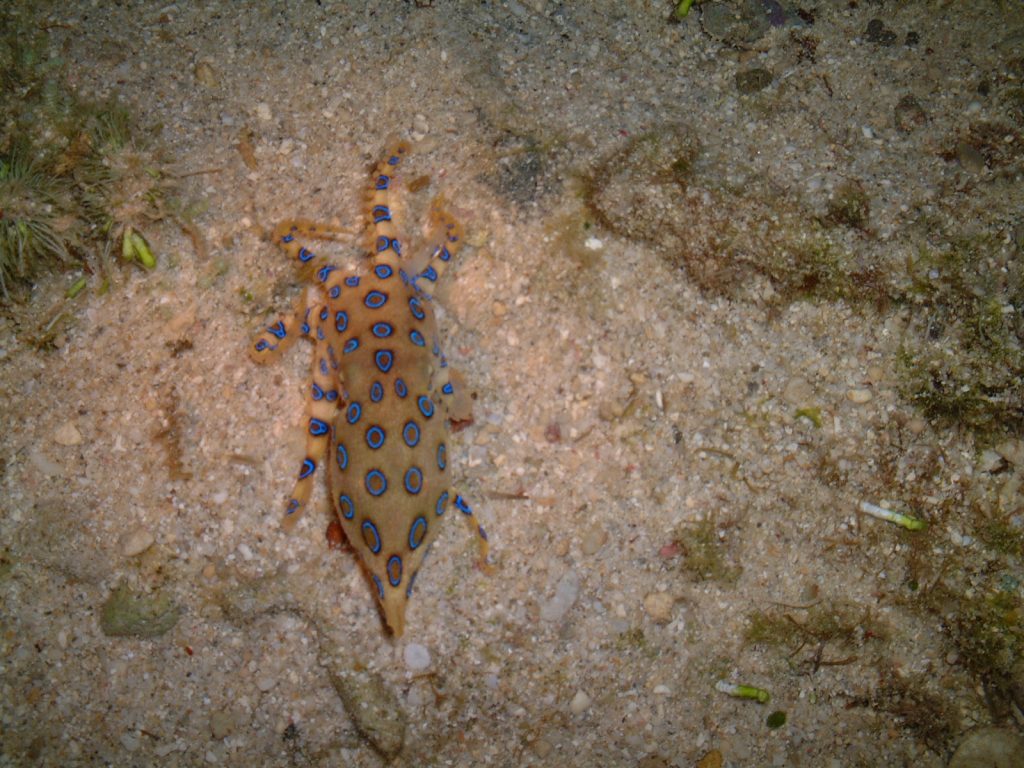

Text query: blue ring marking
(299, 458), (316, 479)
(328, 285), (341, 299)
(439, 245), (452, 262)
(343, 338), (359, 354)
(370, 381), (384, 403)
(336, 442), (349, 471)
(373, 574), (384, 600)
(317, 265), (336, 282)
(387, 154), (401, 166)
(312, 383), (325, 400)
(409, 296), (425, 320)
(420, 265), (438, 282)
(375, 174), (390, 190)
(432, 340), (440, 356)
(409, 329), (425, 347)
(391, 239), (402, 256)
(441, 382), (454, 395)
(362, 520), (382, 554)
(328, 345), (339, 369)
(376, 235), (389, 252)
(301, 318), (311, 335)
(387, 555), (403, 587)
(374, 264), (393, 279)
(404, 467), (423, 495)
(437, 443), (446, 470)
(403, 421), (420, 448)
(478, 524), (488, 541)
(298, 247), (315, 263)
(366, 426), (385, 450)
(399, 269), (410, 285)
(254, 339), (272, 352)
(319, 358), (329, 376)
(364, 290), (388, 309)
(345, 275), (360, 287)
(346, 402), (362, 424)
(418, 395), (435, 419)
(395, 378), (408, 398)
(309, 417), (330, 437)
(266, 321), (286, 340)
(338, 493), (355, 519)
(325, 389), (339, 402)
(335, 311), (348, 332)
(281, 233), (294, 243)
(365, 469), (387, 497)
(371, 322), (393, 338)
(372, 205), (391, 223)
(436, 490), (449, 516)
(316, 327), (324, 341)
(319, 307), (329, 321)
(375, 350), (394, 373)
(455, 494), (472, 515)
(286, 498), (300, 516)
(409, 516), (427, 550)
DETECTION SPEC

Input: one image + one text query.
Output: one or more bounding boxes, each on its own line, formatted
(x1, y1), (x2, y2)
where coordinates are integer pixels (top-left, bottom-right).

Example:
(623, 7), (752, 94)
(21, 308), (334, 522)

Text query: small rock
(540, 570), (580, 622)
(783, 377), (814, 406)
(256, 102), (272, 122)
(894, 94), (926, 133)
(956, 142), (986, 174)
(864, 18), (897, 46)
(327, 664), (406, 760)
(194, 61), (218, 87)
(735, 68), (773, 94)
(100, 585), (180, 638)
(700, 0), (770, 45)
(403, 643), (431, 671)
(569, 689), (591, 714)
(53, 422), (83, 446)
(643, 592), (675, 624)
(209, 711), (232, 740)
(120, 527), (155, 557)
(996, 438), (1024, 467)
(531, 737), (553, 758)
(581, 527), (608, 556)
(256, 676), (276, 692)
(947, 726), (1024, 768)
(846, 388), (873, 404)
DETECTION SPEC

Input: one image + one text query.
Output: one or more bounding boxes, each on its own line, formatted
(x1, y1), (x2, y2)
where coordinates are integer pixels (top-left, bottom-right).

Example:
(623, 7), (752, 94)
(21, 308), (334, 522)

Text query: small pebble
(210, 711), (232, 740)
(256, 102), (272, 122)
(956, 142), (986, 174)
(120, 527), (155, 557)
(581, 527), (608, 556)
(54, 422), (83, 446)
(194, 61), (218, 87)
(256, 676), (276, 692)
(643, 592), (675, 624)
(846, 388), (873, 404)
(569, 689), (591, 714)
(540, 570), (580, 622)
(403, 643), (431, 671)
(531, 738), (553, 758)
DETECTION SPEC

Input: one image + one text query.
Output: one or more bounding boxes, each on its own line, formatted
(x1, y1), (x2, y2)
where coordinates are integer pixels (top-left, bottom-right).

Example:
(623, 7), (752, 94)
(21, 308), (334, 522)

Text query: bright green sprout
(65, 275), (87, 298)
(858, 500), (926, 531)
(121, 226), (156, 270)
(715, 680), (770, 703)
(673, 0), (696, 19)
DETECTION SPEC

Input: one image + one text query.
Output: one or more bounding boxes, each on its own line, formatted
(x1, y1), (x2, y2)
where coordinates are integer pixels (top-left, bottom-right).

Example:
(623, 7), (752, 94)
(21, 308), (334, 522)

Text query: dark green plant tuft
(0, 151), (79, 298)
